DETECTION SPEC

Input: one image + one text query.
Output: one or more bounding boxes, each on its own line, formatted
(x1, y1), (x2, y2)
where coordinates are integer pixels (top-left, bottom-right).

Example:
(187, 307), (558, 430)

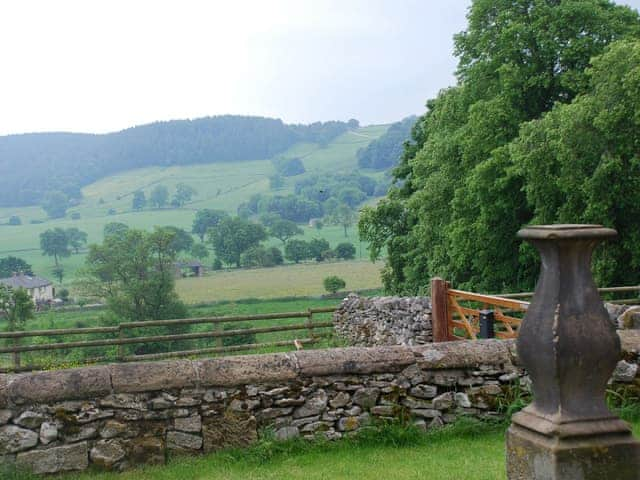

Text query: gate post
(431, 277), (450, 342)
(479, 310), (495, 339)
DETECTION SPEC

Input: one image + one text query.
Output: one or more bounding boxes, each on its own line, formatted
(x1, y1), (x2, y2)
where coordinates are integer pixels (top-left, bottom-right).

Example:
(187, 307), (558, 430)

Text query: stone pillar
(507, 224), (640, 480)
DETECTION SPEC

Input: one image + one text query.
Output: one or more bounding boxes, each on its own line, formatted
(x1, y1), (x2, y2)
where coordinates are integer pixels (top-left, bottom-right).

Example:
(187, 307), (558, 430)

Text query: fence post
(306, 308), (315, 341)
(431, 277), (450, 342)
(12, 337), (20, 370)
(479, 310), (495, 339)
(117, 324), (125, 361)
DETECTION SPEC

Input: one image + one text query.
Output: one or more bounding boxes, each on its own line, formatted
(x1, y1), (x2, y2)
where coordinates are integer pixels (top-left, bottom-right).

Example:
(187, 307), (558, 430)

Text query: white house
(0, 273), (55, 304)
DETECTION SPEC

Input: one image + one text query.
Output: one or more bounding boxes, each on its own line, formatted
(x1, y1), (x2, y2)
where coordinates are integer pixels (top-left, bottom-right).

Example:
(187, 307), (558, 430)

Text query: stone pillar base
(506, 423), (640, 480)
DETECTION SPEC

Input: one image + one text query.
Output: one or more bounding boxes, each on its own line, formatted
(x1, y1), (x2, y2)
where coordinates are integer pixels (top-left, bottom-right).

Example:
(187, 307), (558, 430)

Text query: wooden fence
(431, 278), (640, 342)
(0, 307), (337, 373)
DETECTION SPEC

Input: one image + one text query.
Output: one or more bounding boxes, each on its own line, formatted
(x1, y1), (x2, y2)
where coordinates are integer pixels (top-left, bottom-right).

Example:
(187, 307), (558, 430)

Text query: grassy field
(175, 260), (382, 304)
(0, 125), (388, 283)
(10, 420), (637, 480)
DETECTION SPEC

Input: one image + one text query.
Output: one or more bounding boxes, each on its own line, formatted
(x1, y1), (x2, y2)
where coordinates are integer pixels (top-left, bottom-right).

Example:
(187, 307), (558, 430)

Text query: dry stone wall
(0, 331), (638, 475)
(333, 294), (432, 346)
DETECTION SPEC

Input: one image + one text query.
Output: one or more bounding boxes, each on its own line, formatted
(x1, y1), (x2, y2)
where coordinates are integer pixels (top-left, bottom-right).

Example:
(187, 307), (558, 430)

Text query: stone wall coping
(1, 331), (637, 407)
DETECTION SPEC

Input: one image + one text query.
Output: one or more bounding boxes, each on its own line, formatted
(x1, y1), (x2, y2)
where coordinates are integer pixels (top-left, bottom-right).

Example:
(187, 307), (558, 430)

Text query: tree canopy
(208, 217), (267, 267)
(360, 0), (640, 294)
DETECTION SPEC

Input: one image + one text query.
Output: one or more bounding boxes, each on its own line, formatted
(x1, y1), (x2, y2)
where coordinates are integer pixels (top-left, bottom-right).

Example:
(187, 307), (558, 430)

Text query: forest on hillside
(0, 116), (358, 207)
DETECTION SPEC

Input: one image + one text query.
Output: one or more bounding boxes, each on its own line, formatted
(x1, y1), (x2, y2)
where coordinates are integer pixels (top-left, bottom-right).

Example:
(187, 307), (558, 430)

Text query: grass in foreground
(3, 419), (633, 480)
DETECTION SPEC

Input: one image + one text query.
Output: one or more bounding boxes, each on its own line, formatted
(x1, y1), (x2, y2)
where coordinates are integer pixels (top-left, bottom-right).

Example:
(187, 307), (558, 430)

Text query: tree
(337, 187), (366, 208)
(0, 257), (33, 278)
(8, 215), (21, 226)
(173, 183), (197, 207)
(51, 265), (64, 283)
(159, 226), (194, 253)
(192, 209), (229, 242)
(39, 228), (71, 266)
(0, 285), (34, 331)
(328, 203), (357, 237)
(284, 239), (312, 264)
(132, 190), (146, 210)
(269, 174), (285, 190)
(323, 276), (346, 294)
(273, 157), (305, 177)
(335, 242), (356, 260)
(360, 0), (640, 294)
(83, 228), (187, 323)
(65, 227), (88, 254)
(241, 245), (282, 268)
(41, 191), (70, 218)
(309, 238), (331, 261)
(191, 243), (209, 260)
(269, 219), (303, 245)
(149, 185), (169, 208)
(208, 217), (267, 268)
(104, 222), (129, 238)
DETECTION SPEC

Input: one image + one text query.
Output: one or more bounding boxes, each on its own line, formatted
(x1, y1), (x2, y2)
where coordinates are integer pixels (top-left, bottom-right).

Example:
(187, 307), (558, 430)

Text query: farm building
(0, 272), (55, 303)
(174, 260), (205, 278)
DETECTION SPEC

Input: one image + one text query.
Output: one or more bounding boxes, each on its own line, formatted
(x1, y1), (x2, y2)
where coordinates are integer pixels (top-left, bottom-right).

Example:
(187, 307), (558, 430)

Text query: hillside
(0, 125), (389, 282)
(0, 116), (359, 207)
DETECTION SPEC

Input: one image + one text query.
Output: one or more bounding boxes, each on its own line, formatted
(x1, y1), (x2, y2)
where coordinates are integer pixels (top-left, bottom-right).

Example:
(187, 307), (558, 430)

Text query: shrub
(70, 212), (81, 220)
(222, 323), (257, 347)
(8, 215), (21, 226)
(324, 276), (346, 294)
(212, 258), (223, 270)
(284, 239), (312, 263)
(58, 288), (70, 302)
(334, 242), (356, 260)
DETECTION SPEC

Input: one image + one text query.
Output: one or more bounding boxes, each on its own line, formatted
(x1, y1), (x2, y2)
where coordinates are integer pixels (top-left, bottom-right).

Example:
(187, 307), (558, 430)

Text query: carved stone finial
(506, 224), (640, 479)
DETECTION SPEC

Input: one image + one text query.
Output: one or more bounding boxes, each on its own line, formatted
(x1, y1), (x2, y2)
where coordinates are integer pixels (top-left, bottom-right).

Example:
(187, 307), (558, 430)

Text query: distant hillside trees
(241, 246), (283, 268)
(66, 227), (88, 253)
(40, 228), (72, 266)
(284, 239), (313, 264)
(0, 257), (33, 278)
(268, 219), (303, 245)
(190, 243), (209, 260)
(192, 209), (229, 242)
(132, 190), (146, 210)
(149, 185), (169, 208)
(104, 222), (129, 238)
(0, 116), (356, 208)
(8, 215), (21, 226)
(208, 217), (267, 268)
(172, 183), (197, 207)
(357, 116), (416, 170)
(273, 157), (305, 177)
(327, 203), (357, 237)
(41, 191), (70, 218)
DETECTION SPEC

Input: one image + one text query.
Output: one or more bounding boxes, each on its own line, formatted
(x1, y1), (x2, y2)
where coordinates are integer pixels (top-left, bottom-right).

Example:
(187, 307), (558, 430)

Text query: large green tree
(208, 217), (267, 267)
(39, 228), (71, 266)
(84, 228), (187, 323)
(192, 209), (229, 242)
(0, 257), (33, 278)
(268, 219), (303, 245)
(360, 0), (640, 294)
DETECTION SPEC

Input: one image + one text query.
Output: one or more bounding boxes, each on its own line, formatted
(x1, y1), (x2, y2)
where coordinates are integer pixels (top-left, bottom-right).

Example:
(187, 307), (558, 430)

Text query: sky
(0, 0), (639, 135)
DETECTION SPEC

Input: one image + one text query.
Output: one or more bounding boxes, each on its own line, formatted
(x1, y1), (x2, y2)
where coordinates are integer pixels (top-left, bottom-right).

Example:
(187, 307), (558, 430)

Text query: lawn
(0, 124), (388, 283)
(175, 259), (382, 304)
(22, 420), (640, 480)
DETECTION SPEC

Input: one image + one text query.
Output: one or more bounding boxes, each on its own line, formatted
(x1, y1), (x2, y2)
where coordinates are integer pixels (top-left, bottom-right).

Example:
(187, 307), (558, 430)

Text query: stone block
(294, 346), (415, 376)
(109, 360), (198, 392)
(174, 414), (202, 433)
(0, 425), (38, 454)
(90, 440), (126, 469)
(7, 367), (111, 404)
(197, 353), (298, 386)
(167, 431), (202, 451)
(16, 442), (88, 474)
(507, 424), (640, 479)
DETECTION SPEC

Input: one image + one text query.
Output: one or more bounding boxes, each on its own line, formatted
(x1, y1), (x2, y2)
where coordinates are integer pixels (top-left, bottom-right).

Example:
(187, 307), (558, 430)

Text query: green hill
(0, 125), (389, 283)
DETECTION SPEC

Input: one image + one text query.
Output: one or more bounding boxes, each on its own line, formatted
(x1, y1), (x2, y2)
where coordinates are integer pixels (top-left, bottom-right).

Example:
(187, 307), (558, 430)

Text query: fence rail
(431, 278), (640, 342)
(0, 307), (337, 373)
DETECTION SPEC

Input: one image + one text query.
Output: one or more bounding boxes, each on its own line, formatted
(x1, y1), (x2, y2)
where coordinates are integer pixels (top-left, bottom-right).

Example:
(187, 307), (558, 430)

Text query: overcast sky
(1, 0), (639, 135)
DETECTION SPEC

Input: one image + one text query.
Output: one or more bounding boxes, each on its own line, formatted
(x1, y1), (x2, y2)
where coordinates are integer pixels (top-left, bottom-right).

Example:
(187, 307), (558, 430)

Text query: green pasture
(0, 125), (388, 283)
